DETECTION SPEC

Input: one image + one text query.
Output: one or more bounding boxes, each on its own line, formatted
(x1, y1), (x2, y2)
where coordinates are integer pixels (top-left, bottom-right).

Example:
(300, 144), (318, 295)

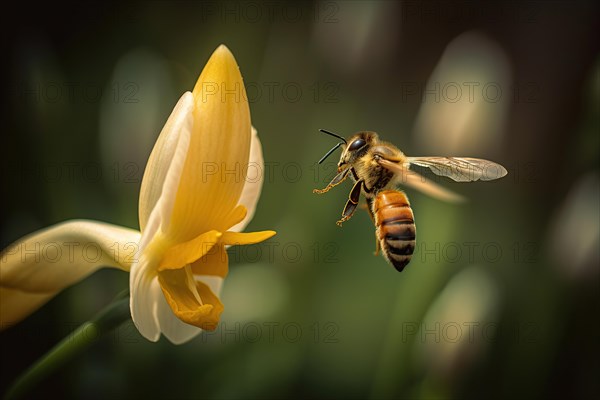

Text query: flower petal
(157, 230), (222, 271)
(222, 204), (248, 231)
(138, 92), (194, 232)
(222, 230), (277, 246)
(154, 274), (225, 344)
(0, 220), (140, 326)
(166, 45), (251, 243)
(129, 256), (162, 342)
(229, 126), (264, 232)
(158, 267), (224, 330)
(154, 285), (202, 344)
(191, 244), (228, 278)
(195, 275), (224, 298)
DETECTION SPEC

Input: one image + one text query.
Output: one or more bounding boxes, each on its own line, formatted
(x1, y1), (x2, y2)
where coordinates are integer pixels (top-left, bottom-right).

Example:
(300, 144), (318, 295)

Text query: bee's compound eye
(348, 138), (366, 151)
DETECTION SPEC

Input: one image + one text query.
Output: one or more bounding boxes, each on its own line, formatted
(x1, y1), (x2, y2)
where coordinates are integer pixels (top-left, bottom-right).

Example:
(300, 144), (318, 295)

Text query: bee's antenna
(317, 129), (347, 164)
(318, 142), (343, 164)
(319, 129), (347, 144)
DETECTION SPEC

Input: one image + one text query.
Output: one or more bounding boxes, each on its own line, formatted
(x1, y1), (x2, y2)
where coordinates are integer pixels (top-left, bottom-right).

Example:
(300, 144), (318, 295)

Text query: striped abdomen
(372, 190), (416, 272)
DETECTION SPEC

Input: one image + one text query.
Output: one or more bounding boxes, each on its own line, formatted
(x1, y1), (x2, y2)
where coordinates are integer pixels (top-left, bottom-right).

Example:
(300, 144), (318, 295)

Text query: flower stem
(4, 290), (131, 400)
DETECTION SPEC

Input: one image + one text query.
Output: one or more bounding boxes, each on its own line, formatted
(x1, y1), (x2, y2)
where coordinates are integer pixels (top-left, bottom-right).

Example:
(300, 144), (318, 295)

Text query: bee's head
(338, 131), (378, 168)
(316, 129), (378, 169)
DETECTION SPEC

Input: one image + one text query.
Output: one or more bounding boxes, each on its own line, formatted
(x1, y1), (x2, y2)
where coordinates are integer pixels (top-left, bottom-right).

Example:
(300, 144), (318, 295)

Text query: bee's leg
(313, 168), (349, 194)
(336, 179), (363, 226)
(374, 234), (381, 256)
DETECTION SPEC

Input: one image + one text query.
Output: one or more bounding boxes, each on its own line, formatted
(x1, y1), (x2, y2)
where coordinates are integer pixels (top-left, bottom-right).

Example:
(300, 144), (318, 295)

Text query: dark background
(2, 1), (599, 399)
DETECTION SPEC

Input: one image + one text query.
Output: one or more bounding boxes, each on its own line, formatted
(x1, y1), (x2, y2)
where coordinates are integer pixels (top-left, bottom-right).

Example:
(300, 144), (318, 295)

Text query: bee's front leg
(313, 168), (350, 194)
(336, 179), (363, 226)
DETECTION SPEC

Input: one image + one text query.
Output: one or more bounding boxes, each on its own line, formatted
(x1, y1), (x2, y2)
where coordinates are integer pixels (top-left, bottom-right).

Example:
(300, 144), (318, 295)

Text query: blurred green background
(2, 1), (599, 399)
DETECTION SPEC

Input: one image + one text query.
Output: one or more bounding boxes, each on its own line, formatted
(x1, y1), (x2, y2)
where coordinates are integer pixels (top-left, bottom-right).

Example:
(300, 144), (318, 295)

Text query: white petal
(138, 90), (193, 239)
(0, 220), (140, 326)
(138, 92), (194, 231)
(129, 93), (194, 341)
(0, 220), (139, 292)
(130, 92), (196, 341)
(129, 257), (161, 342)
(229, 126), (264, 232)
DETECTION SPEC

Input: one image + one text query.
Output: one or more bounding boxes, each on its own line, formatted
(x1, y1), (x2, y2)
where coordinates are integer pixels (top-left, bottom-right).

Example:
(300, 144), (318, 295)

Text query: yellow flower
(0, 45), (275, 344)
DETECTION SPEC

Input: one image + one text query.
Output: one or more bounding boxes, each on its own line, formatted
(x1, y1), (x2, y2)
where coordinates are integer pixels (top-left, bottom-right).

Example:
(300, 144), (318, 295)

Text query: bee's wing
(407, 157), (508, 182)
(377, 158), (466, 203)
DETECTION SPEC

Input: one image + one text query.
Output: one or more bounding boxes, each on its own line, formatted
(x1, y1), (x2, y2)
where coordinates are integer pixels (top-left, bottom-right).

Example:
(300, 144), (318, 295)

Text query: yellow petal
(158, 267), (224, 330)
(138, 92), (194, 232)
(154, 275), (223, 344)
(191, 244), (229, 278)
(222, 230), (277, 246)
(0, 220), (140, 327)
(222, 204), (247, 231)
(154, 285), (202, 344)
(166, 45), (251, 243)
(157, 230), (222, 271)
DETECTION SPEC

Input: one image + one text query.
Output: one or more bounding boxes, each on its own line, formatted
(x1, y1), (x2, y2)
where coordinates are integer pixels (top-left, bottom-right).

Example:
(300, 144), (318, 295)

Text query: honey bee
(313, 129), (508, 272)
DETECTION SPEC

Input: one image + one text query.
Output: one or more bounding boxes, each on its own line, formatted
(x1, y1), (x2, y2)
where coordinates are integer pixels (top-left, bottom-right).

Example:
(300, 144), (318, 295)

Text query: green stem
(4, 290), (131, 400)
